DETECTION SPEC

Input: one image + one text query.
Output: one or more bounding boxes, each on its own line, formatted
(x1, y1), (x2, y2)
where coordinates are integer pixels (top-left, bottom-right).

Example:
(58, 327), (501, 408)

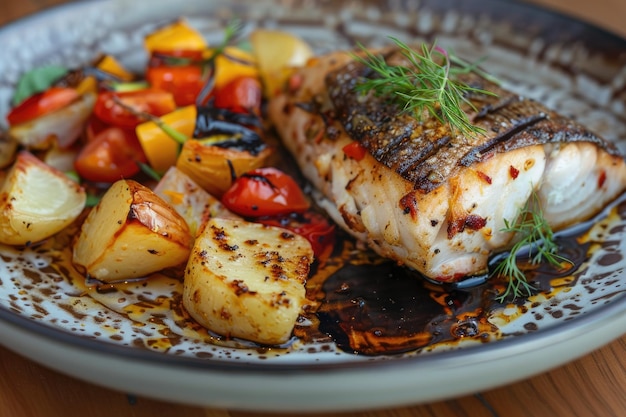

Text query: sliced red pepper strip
(7, 87), (79, 126)
(342, 141), (367, 161)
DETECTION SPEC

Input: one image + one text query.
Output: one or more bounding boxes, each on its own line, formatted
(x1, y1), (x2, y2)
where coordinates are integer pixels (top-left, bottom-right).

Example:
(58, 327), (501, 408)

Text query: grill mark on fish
(459, 113), (548, 167)
(326, 51), (621, 193)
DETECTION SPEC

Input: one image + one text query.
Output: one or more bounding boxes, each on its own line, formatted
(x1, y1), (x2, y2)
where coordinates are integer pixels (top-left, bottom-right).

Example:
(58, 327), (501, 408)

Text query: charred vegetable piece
(72, 179), (192, 282)
(175, 137), (273, 198)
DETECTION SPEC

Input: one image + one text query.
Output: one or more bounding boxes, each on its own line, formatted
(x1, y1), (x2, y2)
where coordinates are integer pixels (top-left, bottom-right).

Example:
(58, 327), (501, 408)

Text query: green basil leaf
(12, 65), (68, 106)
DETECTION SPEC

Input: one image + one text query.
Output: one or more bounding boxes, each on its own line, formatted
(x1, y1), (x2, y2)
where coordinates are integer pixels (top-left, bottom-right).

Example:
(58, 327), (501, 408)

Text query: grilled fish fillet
(268, 50), (626, 282)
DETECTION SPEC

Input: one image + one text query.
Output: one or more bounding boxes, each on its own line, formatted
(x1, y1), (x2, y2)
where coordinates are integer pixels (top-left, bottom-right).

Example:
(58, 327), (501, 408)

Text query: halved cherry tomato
(221, 167), (310, 217)
(93, 89), (176, 129)
(7, 87), (80, 126)
(74, 126), (147, 183)
(84, 115), (109, 142)
(258, 211), (336, 260)
(147, 50), (207, 106)
(342, 141), (367, 161)
(146, 65), (205, 106)
(213, 76), (262, 115)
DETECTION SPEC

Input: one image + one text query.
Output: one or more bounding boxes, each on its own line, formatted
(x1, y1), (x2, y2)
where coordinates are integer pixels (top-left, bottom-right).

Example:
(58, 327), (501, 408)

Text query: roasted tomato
(93, 89), (176, 129)
(74, 126), (147, 183)
(258, 211), (336, 260)
(213, 76), (262, 115)
(6, 87), (80, 126)
(147, 50), (207, 106)
(221, 167), (309, 217)
(146, 65), (205, 106)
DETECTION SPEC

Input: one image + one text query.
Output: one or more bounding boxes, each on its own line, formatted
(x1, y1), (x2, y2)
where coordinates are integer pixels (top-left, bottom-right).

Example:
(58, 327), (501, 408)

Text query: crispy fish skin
(269, 50), (626, 282)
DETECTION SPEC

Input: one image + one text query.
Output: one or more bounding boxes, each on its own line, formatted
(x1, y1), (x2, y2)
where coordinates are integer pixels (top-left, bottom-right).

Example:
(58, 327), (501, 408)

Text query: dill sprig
(353, 37), (498, 137)
(492, 190), (571, 302)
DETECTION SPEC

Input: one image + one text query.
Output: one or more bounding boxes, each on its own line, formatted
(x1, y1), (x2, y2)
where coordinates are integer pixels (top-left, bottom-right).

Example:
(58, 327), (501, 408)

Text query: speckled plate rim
(0, 288), (623, 411)
(0, 0), (625, 412)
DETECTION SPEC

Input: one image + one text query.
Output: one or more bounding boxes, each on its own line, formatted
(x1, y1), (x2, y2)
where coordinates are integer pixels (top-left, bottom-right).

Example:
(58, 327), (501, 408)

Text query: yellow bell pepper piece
(209, 46), (259, 89)
(96, 55), (134, 81)
(75, 55), (134, 95)
(144, 20), (207, 52)
(136, 105), (197, 173)
(75, 76), (97, 96)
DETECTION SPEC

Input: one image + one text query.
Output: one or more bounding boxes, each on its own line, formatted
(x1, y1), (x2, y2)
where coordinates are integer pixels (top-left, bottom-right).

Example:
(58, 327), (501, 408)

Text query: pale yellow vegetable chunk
(0, 151), (85, 245)
(249, 29), (313, 97)
(72, 179), (192, 283)
(153, 167), (239, 236)
(183, 217), (314, 345)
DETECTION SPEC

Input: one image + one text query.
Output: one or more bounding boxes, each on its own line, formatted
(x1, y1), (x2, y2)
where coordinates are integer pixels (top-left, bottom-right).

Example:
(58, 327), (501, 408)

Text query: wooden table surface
(0, 1), (625, 416)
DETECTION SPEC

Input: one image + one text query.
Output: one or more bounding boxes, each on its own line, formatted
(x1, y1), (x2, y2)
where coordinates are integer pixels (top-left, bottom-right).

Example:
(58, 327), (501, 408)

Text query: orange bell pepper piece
(135, 105), (197, 173)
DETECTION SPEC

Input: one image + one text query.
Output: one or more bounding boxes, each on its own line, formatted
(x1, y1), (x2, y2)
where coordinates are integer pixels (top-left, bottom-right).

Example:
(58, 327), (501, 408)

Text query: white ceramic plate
(0, 0), (625, 412)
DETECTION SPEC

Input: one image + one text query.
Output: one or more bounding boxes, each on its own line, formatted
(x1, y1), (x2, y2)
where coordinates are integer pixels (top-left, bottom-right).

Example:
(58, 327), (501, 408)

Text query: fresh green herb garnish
(353, 37), (498, 137)
(12, 65), (68, 106)
(85, 193), (102, 208)
(194, 18), (244, 106)
(109, 81), (150, 92)
(492, 190), (572, 302)
(208, 18), (244, 62)
(110, 95), (189, 147)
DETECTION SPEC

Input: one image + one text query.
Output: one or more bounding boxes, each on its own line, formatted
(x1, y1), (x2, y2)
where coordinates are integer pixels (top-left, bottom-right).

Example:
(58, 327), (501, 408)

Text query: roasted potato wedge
(0, 151), (86, 245)
(73, 179), (192, 282)
(183, 217), (314, 345)
(153, 167), (240, 236)
(176, 139), (273, 198)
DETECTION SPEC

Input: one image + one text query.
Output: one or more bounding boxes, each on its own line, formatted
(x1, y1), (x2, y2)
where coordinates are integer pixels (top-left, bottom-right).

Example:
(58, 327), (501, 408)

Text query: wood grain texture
(0, 1), (624, 416)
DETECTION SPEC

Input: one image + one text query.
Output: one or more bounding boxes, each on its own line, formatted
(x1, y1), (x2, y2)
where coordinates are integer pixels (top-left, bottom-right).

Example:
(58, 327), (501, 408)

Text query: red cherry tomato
(7, 87), (80, 126)
(93, 89), (176, 129)
(213, 76), (262, 115)
(74, 126), (147, 183)
(84, 115), (109, 142)
(147, 50), (207, 106)
(146, 65), (205, 106)
(222, 167), (310, 217)
(258, 211), (336, 260)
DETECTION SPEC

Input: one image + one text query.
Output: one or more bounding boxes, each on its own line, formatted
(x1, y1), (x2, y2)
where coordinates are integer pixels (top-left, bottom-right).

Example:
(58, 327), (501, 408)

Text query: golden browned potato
(183, 217), (314, 345)
(72, 179), (192, 282)
(175, 139), (273, 198)
(0, 151), (86, 245)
